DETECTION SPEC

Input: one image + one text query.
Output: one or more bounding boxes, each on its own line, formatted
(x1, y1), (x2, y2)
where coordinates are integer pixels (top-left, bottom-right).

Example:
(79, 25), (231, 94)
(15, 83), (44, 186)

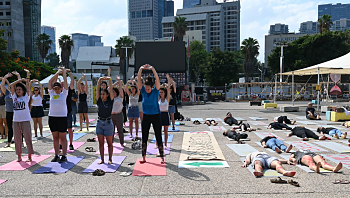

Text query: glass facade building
(318, 3), (350, 21)
(183, 0), (201, 9)
(41, 25), (56, 56)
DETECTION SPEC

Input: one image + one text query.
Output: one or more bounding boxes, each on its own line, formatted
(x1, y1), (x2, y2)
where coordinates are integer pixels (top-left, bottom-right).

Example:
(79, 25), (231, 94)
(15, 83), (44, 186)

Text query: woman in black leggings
(137, 64), (164, 164)
(287, 126), (326, 141)
(77, 74), (89, 131)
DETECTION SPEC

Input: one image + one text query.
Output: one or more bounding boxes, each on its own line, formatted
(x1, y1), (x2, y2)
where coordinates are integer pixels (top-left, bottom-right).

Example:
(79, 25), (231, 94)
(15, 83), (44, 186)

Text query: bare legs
(170, 112), (175, 129)
(97, 135), (113, 164)
(0, 118), (6, 139)
(129, 118), (133, 138)
(134, 118), (139, 137)
(301, 155), (342, 173)
(79, 113), (89, 131)
(270, 160), (296, 176)
(32, 117), (43, 137)
(52, 131), (67, 156)
(164, 126), (168, 148)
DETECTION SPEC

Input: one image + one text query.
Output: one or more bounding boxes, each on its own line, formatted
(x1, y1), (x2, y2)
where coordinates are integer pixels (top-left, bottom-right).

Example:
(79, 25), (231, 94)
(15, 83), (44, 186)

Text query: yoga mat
(298, 121), (317, 125)
(96, 143), (124, 154)
(313, 120), (342, 125)
(249, 121), (267, 126)
(123, 122), (129, 127)
(191, 118), (204, 121)
(249, 117), (268, 121)
(0, 155), (51, 171)
(178, 161), (230, 168)
(239, 158), (282, 177)
(316, 125), (345, 130)
(226, 144), (258, 156)
(146, 143), (171, 155)
(324, 154), (350, 170)
(206, 118), (223, 122)
(32, 133), (51, 139)
(89, 123), (97, 127)
(132, 128), (142, 132)
(67, 133), (87, 141)
(76, 119), (95, 124)
(47, 142), (85, 153)
(226, 137), (250, 141)
(0, 139), (7, 143)
(208, 126), (226, 131)
(285, 141), (329, 152)
(82, 156), (126, 173)
(125, 133), (142, 141)
(254, 132), (284, 140)
(221, 122), (229, 126)
(33, 156), (85, 174)
(0, 179), (7, 185)
(180, 132), (225, 161)
(132, 158), (166, 176)
(255, 142), (275, 153)
(74, 128), (92, 133)
(151, 134), (174, 143)
(175, 122), (181, 126)
(295, 116), (307, 120)
(314, 142), (350, 153)
(0, 141), (37, 152)
(280, 154), (331, 173)
(235, 117), (246, 121)
(167, 127), (179, 132)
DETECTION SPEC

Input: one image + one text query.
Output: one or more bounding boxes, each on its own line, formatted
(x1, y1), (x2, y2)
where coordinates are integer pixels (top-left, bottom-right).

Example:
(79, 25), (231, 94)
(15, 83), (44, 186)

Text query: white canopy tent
(39, 74), (72, 87)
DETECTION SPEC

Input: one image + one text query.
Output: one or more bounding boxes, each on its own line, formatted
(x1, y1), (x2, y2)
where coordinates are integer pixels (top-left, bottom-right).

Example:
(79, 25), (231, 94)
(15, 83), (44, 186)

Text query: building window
(0, 12), (3, 16)
(5, 1), (10, 5)
(0, 23), (4, 26)
(7, 32), (11, 36)
(6, 22), (11, 26)
(0, 2), (2, 5)
(6, 12), (10, 16)
(0, 32), (4, 36)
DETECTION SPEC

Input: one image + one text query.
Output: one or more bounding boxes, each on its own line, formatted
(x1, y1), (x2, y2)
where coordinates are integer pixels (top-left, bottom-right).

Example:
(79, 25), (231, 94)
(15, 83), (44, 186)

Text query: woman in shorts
(77, 74), (89, 131)
(157, 83), (171, 148)
(167, 74), (177, 130)
(29, 79), (44, 138)
(124, 80), (140, 138)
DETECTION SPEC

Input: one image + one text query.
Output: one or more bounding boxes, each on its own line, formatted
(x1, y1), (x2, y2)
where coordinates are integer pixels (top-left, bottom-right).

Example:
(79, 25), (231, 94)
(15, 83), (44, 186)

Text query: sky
(42, 0), (349, 62)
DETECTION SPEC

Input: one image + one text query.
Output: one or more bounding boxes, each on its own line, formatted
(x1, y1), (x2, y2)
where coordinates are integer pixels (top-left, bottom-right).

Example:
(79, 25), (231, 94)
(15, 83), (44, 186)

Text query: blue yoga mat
(33, 156), (85, 174)
(167, 127), (179, 132)
(151, 134), (174, 143)
(67, 133), (87, 142)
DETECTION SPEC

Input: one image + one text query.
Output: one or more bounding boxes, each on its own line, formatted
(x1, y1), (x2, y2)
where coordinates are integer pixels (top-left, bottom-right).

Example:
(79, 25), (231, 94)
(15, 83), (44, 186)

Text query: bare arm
(96, 77), (103, 100)
(48, 70), (61, 90)
(118, 81), (124, 99)
(25, 79), (30, 95)
(84, 74), (88, 94)
(29, 80), (34, 97)
(10, 79), (26, 95)
(61, 67), (68, 90)
(38, 81), (44, 98)
(137, 66), (144, 90)
(68, 69), (74, 90)
(150, 65), (160, 90)
(77, 77), (83, 94)
(166, 84), (171, 102)
(107, 77), (114, 100)
(1, 74), (13, 94)
(124, 80), (131, 96)
(261, 142), (267, 148)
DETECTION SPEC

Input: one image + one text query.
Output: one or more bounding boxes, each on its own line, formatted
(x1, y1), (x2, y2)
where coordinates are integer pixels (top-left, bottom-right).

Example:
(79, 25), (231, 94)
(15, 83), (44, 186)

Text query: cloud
(91, 19), (128, 46)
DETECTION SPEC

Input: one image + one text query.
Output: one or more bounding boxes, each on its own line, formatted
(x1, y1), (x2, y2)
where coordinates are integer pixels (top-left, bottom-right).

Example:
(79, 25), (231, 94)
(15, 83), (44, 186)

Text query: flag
(171, 36), (173, 42)
(187, 38), (190, 58)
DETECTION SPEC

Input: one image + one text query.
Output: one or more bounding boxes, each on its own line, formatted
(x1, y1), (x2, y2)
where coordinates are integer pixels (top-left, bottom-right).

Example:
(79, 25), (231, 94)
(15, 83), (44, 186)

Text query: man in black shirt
(224, 112), (242, 126)
(223, 129), (248, 143)
(306, 103), (321, 120)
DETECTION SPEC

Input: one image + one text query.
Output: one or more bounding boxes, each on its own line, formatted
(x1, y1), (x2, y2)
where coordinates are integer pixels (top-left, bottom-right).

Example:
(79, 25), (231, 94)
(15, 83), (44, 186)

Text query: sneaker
(69, 144), (74, 150)
(51, 155), (60, 162)
(59, 155), (68, 163)
(172, 126), (175, 130)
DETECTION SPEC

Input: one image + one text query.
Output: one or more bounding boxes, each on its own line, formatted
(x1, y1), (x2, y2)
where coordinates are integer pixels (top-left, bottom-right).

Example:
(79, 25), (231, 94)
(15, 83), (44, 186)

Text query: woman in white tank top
(157, 83), (171, 148)
(29, 80), (44, 138)
(124, 80), (140, 138)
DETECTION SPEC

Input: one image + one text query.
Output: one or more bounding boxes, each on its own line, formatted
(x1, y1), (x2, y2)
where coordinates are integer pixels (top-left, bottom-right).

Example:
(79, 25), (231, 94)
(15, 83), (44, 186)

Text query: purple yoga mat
(125, 133), (142, 141)
(33, 156), (85, 174)
(82, 156), (126, 173)
(146, 144), (171, 155)
(95, 143), (124, 154)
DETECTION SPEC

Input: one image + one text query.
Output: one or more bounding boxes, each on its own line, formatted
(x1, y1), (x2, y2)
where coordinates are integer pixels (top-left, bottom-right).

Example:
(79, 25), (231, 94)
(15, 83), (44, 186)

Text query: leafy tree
(268, 31), (350, 74)
(173, 16), (187, 42)
(318, 14), (333, 34)
(188, 41), (207, 82)
(35, 33), (52, 63)
(46, 52), (60, 68)
(115, 36), (135, 83)
(241, 37), (260, 82)
(204, 48), (243, 87)
(59, 35), (74, 68)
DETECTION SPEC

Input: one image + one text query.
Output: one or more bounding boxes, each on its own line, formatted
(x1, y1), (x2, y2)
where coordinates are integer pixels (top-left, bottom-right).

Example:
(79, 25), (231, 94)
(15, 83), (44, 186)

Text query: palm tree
(115, 36), (135, 83)
(173, 16), (187, 42)
(241, 37), (260, 83)
(59, 35), (74, 68)
(318, 14), (333, 34)
(35, 33), (52, 63)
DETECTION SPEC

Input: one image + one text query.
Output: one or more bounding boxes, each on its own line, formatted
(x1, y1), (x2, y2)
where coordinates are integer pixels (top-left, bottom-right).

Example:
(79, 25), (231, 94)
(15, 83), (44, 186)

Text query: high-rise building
(269, 23), (289, 35)
(318, 3), (350, 21)
(0, 0), (41, 61)
(165, 0), (174, 17)
(183, 0), (201, 9)
(41, 25), (56, 56)
(299, 21), (318, 34)
(71, 33), (103, 61)
(332, 18), (350, 31)
(162, 0), (240, 52)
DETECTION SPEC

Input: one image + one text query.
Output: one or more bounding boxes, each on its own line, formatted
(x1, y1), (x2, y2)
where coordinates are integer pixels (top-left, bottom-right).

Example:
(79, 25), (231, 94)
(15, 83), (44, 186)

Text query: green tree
(46, 52), (60, 68)
(173, 16), (187, 42)
(268, 31), (350, 74)
(241, 37), (260, 82)
(318, 14), (333, 34)
(59, 35), (74, 68)
(188, 41), (207, 83)
(204, 48), (243, 87)
(115, 36), (135, 83)
(35, 33), (52, 63)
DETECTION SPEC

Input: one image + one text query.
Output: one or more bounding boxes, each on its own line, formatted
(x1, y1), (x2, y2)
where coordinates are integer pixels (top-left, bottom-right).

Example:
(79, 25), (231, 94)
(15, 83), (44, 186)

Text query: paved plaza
(0, 101), (350, 198)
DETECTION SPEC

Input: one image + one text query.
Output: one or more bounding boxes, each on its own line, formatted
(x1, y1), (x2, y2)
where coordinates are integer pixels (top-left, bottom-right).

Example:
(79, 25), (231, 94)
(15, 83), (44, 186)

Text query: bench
(263, 103), (277, 109)
(249, 101), (261, 106)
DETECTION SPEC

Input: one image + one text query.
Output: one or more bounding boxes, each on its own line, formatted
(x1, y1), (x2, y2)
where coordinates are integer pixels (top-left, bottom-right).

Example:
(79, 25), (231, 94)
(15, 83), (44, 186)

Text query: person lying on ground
(223, 129), (248, 143)
(268, 122), (292, 130)
(260, 136), (293, 154)
(287, 126), (326, 141)
(273, 116), (296, 125)
(224, 112), (242, 126)
(306, 103), (321, 120)
(317, 127), (347, 139)
(289, 150), (342, 173)
(232, 123), (255, 132)
(205, 119), (218, 126)
(241, 151), (296, 177)
(342, 121), (350, 128)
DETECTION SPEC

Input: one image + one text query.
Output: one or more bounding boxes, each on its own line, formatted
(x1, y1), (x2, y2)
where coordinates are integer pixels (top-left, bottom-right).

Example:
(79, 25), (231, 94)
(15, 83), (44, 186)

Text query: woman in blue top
(137, 64), (164, 164)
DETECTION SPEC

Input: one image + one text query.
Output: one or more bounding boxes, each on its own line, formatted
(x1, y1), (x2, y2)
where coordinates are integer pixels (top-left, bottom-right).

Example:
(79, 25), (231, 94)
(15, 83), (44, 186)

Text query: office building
(299, 21), (318, 34)
(165, 0), (174, 17)
(269, 23), (289, 35)
(0, 0), (41, 61)
(41, 25), (56, 56)
(318, 3), (350, 21)
(332, 18), (350, 31)
(183, 0), (201, 9)
(162, 0), (240, 52)
(71, 33), (103, 61)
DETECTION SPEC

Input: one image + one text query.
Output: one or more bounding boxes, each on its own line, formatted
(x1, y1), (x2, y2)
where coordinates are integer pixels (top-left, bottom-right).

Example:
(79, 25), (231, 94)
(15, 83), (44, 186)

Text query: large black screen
(135, 41), (186, 73)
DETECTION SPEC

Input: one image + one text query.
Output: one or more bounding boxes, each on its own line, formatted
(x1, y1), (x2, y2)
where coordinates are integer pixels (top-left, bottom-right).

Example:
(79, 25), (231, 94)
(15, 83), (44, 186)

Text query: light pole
(275, 42), (288, 100)
(121, 46), (132, 83)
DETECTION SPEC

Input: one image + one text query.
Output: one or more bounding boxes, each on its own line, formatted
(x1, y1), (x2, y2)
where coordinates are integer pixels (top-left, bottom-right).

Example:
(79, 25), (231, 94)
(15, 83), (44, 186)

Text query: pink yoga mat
(96, 143), (124, 154)
(0, 179), (7, 185)
(125, 133), (142, 141)
(132, 158), (166, 176)
(47, 142), (85, 153)
(77, 119), (95, 124)
(124, 122), (129, 127)
(146, 144), (171, 155)
(0, 155), (51, 171)
(132, 128), (142, 132)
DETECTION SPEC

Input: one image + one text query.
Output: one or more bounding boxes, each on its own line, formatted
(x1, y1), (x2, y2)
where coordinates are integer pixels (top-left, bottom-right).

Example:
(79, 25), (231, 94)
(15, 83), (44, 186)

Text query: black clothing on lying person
(292, 150), (318, 164)
(225, 117), (240, 126)
(319, 127), (336, 134)
(291, 127), (319, 139)
(277, 116), (292, 124)
(269, 122), (292, 130)
(224, 130), (248, 141)
(239, 123), (250, 131)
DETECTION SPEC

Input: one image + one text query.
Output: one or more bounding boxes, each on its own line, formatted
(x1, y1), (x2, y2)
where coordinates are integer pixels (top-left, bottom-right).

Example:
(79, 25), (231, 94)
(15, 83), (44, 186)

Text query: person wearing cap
(48, 68), (69, 163)
(306, 103), (321, 120)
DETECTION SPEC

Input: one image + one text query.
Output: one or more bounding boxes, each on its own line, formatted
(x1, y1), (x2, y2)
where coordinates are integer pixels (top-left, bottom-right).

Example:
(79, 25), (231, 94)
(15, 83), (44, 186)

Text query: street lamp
(121, 46), (132, 83)
(275, 42), (288, 100)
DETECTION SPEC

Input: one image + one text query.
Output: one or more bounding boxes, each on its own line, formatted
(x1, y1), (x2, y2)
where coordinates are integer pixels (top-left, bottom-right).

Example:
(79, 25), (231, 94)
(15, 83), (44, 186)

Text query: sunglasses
(34, 89), (39, 91)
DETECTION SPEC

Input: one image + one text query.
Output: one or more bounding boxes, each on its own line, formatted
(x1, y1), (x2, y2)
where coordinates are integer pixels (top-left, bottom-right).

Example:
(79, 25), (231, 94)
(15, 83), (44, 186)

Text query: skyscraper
(23, 0), (41, 62)
(299, 21), (318, 34)
(318, 3), (350, 21)
(165, 0), (174, 17)
(269, 23), (289, 35)
(71, 33), (103, 61)
(183, 0), (201, 9)
(41, 25), (56, 56)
